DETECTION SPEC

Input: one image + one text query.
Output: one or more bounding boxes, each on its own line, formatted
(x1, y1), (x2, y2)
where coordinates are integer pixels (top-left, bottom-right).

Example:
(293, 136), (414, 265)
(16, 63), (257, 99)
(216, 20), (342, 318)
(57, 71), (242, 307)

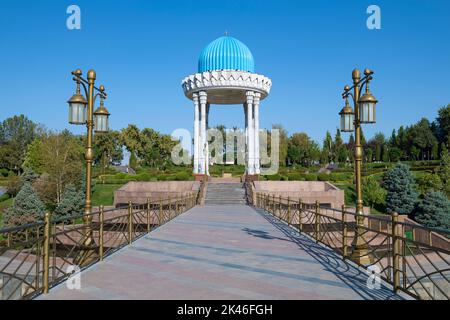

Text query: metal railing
(0, 193), (197, 300)
(255, 193), (450, 300)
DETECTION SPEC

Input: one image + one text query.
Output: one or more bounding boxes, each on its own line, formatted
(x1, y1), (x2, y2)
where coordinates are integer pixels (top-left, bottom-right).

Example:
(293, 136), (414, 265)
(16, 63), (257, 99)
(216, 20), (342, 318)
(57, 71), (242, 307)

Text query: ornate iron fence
(255, 193), (450, 300)
(0, 193), (197, 300)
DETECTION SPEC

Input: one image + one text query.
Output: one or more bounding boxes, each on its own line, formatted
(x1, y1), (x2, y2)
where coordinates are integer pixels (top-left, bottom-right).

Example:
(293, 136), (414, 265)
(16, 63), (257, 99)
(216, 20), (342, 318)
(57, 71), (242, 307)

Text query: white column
(244, 104), (248, 170)
(246, 91), (255, 175)
(193, 93), (199, 174)
(199, 91), (207, 175)
(254, 93), (261, 174)
(206, 103), (210, 175)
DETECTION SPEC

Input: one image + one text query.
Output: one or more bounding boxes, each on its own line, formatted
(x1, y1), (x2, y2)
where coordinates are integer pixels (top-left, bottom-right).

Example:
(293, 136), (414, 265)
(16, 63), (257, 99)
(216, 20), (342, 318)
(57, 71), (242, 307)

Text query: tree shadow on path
(252, 207), (408, 300)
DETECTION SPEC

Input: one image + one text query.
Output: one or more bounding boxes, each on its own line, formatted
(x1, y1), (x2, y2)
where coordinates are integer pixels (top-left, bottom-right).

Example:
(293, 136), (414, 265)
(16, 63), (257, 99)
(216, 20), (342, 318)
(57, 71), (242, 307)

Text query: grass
(91, 184), (125, 207)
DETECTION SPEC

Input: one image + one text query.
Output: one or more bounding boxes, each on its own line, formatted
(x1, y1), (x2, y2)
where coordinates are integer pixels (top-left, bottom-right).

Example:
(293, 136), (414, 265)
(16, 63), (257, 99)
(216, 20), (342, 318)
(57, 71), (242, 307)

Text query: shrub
(174, 172), (191, 181)
(0, 168), (9, 177)
(0, 193), (10, 202)
(317, 173), (330, 181)
(303, 173), (317, 181)
(287, 173), (304, 181)
(266, 174), (281, 181)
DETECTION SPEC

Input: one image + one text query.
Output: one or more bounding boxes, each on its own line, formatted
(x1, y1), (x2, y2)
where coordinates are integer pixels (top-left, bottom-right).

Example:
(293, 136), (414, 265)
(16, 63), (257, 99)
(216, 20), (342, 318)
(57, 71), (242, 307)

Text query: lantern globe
(67, 93), (87, 124)
(339, 102), (355, 132)
(358, 91), (377, 124)
(94, 103), (110, 133)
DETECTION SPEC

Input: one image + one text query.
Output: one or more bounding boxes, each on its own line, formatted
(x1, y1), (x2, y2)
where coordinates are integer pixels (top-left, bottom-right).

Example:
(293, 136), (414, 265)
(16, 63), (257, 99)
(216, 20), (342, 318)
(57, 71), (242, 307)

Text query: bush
(0, 193), (10, 202)
(317, 173), (330, 181)
(266, 174), (281, 181)
(303, 173), (317, 181)
(0, 168), (9, 177)
(174, 172), (191, 181)
(287, 173), (304, 181)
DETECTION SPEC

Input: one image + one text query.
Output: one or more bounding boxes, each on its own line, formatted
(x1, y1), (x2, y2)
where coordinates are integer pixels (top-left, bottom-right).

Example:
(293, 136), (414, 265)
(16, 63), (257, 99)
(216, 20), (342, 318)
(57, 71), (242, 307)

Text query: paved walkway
(39, 205), (405, 300)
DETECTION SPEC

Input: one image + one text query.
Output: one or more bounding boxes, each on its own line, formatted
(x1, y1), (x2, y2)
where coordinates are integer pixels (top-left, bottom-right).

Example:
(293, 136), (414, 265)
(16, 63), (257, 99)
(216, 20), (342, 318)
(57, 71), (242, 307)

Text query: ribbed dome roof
(198, 36), (255, 73)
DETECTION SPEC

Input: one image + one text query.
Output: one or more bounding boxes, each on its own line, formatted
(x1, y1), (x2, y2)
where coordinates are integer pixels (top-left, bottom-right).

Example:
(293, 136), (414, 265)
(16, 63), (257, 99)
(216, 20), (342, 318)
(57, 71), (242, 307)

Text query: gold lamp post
(67, 69), (110, 253)
(339, 68), (378, 265)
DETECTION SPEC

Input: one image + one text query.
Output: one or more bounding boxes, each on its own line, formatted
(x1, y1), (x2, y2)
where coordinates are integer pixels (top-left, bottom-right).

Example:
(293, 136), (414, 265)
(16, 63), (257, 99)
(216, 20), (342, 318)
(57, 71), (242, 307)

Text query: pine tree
(4, 182), (45, 227)
(54, 184), (84, 219)
(383, 163), (419, 215)
(438, 146), (450, 197)
(416, 191), (450, 229)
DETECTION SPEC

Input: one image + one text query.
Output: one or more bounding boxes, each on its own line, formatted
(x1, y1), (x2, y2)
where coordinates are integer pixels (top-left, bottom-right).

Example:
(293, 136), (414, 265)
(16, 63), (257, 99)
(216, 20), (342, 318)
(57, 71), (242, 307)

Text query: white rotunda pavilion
(181, 36), (272, 178)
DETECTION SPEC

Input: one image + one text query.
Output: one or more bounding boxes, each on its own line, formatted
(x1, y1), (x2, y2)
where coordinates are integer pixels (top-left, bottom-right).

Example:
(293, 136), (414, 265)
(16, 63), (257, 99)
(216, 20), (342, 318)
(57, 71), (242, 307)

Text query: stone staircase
(204, 182), (247, 205)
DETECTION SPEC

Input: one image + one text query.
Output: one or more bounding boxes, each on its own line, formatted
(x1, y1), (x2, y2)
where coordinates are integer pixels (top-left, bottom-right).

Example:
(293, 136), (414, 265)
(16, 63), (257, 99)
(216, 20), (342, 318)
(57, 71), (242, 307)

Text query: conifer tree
(416, 191), (450, 229)
(4, 182), (45, 227)
(383, 163), (419, 215)
(54, 184), (84, 219)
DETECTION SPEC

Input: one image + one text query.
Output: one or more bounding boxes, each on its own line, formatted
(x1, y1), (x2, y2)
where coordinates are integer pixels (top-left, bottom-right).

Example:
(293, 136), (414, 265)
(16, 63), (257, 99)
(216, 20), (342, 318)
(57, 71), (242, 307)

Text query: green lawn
(91, 184), (124, 207)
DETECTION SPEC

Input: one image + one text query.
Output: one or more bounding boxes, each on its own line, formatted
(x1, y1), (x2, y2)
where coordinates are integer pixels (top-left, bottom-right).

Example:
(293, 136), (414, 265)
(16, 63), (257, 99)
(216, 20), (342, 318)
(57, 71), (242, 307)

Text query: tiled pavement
(38, 205), (406, 300)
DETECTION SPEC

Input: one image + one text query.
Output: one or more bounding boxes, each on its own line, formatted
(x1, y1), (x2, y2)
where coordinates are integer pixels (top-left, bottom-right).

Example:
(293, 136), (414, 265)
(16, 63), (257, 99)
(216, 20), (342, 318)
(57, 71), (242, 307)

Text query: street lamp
(67, 69), (110, 252)
(339, 68), (378, 265)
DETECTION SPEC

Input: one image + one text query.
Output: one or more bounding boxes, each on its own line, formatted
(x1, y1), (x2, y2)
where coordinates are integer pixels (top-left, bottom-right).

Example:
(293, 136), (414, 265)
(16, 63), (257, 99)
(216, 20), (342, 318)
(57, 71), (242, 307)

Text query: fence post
(43, 212), (51, 294)
(146, 198), (151, 232)
(287, 197), (291, 225)
(159, 197), (163, 225)
(392, 212), (400, 293)
(298, 198), (303, 232)
(168, 195), (172, 220)
(315, 201), (320, 243)
(128, 201), (133, 244)
(99, 205), (104, 261)
(342, 205), (347, 258)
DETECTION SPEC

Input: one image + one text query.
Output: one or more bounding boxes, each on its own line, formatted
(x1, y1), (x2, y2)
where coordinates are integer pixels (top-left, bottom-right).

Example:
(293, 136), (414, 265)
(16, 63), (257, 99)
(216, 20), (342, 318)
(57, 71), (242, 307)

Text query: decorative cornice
(181, 70), (272, 101)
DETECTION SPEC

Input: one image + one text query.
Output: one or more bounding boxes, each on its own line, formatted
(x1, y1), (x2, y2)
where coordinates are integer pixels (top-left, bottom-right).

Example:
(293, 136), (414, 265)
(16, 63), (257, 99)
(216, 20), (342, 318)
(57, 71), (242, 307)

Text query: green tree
(129, 151), (138, 170)
(288, 132), (320, 166)
(435, 104), (450, 147)
(4, 182), (45, 227)
(22, 131), (84, 204)
(362, 176), (387, 209)
(417, 173), (442, 195)
(322, 131), (333, 163)
(273, 124), (288, 166)
(120, 124), (143, 160)
(438, 146), (450, 197)
(416, 191), (450, 229)
(93, 130), (123, 167)
(54, 184), (84, 219)
(0, 115), (42, 174)
(383, 163), (419, 215)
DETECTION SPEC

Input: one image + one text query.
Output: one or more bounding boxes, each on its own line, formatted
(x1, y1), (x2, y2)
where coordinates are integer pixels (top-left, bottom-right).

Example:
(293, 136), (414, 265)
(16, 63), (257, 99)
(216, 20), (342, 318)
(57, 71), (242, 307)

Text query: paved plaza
(39, 205), (405, 300)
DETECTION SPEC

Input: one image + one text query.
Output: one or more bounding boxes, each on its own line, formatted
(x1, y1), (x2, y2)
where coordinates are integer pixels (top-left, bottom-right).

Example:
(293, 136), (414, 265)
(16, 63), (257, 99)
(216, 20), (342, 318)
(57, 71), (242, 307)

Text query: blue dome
(198, 36), (255, 73)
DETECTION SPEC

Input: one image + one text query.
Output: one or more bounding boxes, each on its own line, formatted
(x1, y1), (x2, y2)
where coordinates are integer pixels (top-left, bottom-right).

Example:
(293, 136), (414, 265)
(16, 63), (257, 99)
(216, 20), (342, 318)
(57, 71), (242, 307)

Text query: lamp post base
(350, 225), (372, 266)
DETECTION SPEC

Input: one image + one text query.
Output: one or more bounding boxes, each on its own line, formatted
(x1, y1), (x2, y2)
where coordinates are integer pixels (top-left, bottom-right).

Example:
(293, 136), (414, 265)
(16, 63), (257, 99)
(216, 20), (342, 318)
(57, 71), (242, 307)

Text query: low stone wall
(113, 181), (200, 207)
(253, 181), (345, 209)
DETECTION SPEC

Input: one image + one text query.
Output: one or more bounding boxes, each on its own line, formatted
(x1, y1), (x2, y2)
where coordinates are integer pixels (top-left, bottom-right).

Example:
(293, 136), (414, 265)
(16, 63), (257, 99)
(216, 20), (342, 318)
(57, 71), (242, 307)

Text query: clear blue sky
(1, 0), (449, 146)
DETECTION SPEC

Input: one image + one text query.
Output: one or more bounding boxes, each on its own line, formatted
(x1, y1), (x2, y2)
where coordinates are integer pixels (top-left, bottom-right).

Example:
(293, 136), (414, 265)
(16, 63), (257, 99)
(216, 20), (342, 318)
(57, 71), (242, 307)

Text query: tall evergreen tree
(416, 191), (450, 229)
(438, 146), (450, 197)
(54, 184), (84, 219)
(383, 163), (419, 215)
(4, 182), (45, 227)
